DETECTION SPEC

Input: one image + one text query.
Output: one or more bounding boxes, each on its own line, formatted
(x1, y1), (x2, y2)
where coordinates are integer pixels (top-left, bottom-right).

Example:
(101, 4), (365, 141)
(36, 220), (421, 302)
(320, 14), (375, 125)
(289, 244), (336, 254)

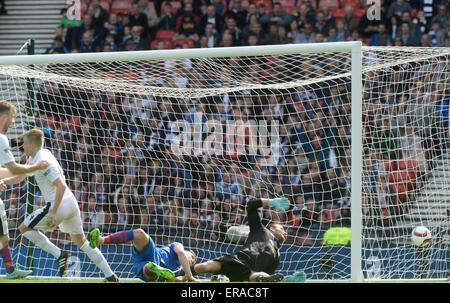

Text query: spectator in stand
(59, 8), (82, 28)
(294, 2), (315, 29)
(86, 0), (109, 34)
(419, 32), (432, 46)
(313, 10), (332, 36)
(387, 0), (412, 19)
(144, 195), (164, 225)
(200, 4), (223, 36)
(413, 9), (428, 37)
(372, 117), (399, 161)
(221, 15), (242, 46)
(76, 26), (108, 53)
(287, 19), (302, 43)
(226, 0), (248, 29)
(321, 6), (336, 28)
(201, 22), (221, 47)
(326, 27), (343, 42)
(45, 36), (69, 54)
(399, 22), (419, 46)
(428, 20), (446, 46)
(174, 11), (200, 41)
(259, 2), (294, 29)
(369, 23), (394, 46)
(342, 5), (359, 34)
(295, 22), (315, 44)
(123, 25), (150, 50)
(335, 19), (350, 41)
(387, 14), (401, 39)
(130, 0), (149, 37)
(138, 0), (159, 38)
(154, 1), (177, 30)
(431, 4), (450, 30)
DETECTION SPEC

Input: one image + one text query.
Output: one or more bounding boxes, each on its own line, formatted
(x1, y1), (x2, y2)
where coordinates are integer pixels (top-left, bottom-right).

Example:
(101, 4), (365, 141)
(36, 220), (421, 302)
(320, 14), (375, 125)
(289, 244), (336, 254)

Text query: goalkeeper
(191, 197), (289, 282)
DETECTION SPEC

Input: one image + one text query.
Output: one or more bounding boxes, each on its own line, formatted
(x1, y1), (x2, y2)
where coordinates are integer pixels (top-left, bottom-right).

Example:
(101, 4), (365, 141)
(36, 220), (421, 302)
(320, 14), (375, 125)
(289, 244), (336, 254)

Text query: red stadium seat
(172, 39), (195, 48)
(99, 0), (111, 13)
(253, 0), (273, 11)
(389, 170), (416, 189)
(353, 7), (366, 18)
(331, 8), (345, 18)
(397, 159), (420, 175)
(340, 0), (361, 8)
(279, 0), (295, 11)
(101, 71), (116, 80)
(318, 0), (340, 10)
(381, 159), (396, 172)
(155, 29), (177, 41)
(111, 0), (132, 14)
(69, 116), (81, 132)
(123, 72), (139, 83)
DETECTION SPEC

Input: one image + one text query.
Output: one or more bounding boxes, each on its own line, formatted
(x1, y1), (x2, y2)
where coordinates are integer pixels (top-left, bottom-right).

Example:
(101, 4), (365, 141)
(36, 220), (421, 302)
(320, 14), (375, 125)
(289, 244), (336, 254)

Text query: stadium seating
(151, 39), (173, 50)
(331, 8), (345, 19)
(111, 0), (132, 14)
(172, 39), (195, 49)
(340, 0), (361, 8)
(155, 30), (177, 41)
(318, 0), (340, 10)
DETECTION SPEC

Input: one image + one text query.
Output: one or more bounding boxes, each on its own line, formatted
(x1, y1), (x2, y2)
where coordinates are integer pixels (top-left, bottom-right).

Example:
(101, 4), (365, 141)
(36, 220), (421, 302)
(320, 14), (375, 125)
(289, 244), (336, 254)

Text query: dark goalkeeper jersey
(215, 199), (281, 281)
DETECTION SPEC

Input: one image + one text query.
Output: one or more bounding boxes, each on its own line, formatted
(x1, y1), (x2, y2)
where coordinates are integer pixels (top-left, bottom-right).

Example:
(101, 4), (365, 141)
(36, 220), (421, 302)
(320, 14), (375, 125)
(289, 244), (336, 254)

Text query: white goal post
(0, 42), (448, 282)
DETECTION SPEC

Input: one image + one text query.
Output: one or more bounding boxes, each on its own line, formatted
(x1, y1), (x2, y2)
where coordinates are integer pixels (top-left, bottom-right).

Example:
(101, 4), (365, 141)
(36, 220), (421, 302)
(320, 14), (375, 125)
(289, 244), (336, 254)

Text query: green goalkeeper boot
(147, 262), (175, 280)
(89, 228), (101, 248)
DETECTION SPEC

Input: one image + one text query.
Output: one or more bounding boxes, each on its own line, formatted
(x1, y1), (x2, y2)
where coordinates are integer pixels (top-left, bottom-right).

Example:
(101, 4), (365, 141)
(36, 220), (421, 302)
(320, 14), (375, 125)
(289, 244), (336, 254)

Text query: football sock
(80, 240), (114, 277)
(0, 244), (15, 274)
(23, 230), (61, 259)
(103, 230), (134, 245)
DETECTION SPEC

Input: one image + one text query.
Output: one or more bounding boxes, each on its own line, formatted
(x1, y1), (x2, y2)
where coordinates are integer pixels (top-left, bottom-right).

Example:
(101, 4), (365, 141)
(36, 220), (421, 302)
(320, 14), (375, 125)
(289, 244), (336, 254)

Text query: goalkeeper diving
(190, 197), (290, 282)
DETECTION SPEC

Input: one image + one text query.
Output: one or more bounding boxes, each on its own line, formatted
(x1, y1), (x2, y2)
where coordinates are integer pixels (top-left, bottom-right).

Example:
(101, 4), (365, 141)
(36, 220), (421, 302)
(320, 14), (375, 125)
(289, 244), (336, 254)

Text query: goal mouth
(0, 43), (449, 282)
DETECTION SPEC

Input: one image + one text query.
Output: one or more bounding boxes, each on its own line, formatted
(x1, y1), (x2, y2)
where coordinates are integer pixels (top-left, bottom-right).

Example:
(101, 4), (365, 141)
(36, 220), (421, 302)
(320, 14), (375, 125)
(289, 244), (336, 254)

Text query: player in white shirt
(0, 128), (118, 281)
(0, 100), (49, 279)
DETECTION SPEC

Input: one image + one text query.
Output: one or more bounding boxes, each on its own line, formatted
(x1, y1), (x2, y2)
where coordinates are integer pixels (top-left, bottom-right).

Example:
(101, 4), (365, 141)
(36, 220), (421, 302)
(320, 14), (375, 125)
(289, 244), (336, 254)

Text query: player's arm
(3, 160), (49, 175)
(173, 244), (199, 282)
(0, 173), (27, 185)
(0, 167), (13, 179)
(246, 197), (290, 229)
(49, 176), (66, 228)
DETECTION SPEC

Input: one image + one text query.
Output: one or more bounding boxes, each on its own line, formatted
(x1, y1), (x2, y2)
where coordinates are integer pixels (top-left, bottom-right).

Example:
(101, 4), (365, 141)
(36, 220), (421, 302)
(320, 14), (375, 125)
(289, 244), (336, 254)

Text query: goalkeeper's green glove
(268, 197), (290, 211)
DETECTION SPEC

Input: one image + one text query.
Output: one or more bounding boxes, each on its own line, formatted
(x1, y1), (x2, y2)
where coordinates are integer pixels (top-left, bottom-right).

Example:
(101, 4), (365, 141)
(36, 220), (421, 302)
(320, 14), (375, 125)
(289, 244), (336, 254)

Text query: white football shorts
(24, 193), (83, 235)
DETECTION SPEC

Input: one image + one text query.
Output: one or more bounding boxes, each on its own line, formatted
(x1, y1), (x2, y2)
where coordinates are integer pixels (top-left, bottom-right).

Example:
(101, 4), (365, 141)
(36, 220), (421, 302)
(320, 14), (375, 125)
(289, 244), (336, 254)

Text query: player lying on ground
(0, 101), (50, 279)
(0, 128), (118, 281)
(89, 228), (198, 282)
(191, 197), (290, 282)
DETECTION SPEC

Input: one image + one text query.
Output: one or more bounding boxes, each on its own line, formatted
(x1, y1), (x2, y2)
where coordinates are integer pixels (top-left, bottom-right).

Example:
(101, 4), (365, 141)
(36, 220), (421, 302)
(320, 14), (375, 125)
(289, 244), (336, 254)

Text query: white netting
(0, 45), (448, 280)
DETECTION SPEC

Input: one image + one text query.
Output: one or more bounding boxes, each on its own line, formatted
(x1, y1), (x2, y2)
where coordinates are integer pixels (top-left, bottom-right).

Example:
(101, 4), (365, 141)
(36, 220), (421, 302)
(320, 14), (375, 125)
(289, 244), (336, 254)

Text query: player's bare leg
(70, 233), (118, 282)
(192, 260), (222, 275)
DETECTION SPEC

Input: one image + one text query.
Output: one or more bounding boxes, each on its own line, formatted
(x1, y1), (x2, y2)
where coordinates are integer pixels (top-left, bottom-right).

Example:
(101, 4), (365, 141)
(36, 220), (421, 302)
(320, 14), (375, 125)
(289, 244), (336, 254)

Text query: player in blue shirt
(89, 228), (198, 282)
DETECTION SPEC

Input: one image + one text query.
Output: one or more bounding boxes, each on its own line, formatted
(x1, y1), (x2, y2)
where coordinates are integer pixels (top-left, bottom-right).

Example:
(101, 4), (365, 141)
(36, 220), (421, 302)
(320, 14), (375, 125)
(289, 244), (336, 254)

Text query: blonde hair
(0, 100), (17, 116)
(23, 128), (45, 147)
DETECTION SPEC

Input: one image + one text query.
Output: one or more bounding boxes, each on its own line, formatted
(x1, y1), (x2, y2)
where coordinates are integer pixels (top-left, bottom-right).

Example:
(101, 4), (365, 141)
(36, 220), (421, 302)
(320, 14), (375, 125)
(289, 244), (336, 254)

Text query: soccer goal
(0, 42), (448, 282)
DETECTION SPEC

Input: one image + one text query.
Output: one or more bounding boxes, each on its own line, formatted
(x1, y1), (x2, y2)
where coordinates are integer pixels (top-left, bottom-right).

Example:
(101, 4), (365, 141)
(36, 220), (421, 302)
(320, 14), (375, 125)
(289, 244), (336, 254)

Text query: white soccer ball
(411, 226), (432, 247)
(226, 225), (250, 244)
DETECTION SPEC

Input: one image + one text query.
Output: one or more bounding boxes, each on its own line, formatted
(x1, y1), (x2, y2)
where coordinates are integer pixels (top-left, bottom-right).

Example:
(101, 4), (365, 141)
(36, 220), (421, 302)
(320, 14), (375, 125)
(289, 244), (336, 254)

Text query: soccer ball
(411, 226), (432, 247)
(226, 225), (249, 244)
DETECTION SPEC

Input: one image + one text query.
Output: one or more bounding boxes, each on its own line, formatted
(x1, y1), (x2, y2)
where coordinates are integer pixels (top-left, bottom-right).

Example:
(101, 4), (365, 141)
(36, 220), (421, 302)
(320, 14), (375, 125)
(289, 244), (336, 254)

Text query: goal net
(0, 43), (448, 281)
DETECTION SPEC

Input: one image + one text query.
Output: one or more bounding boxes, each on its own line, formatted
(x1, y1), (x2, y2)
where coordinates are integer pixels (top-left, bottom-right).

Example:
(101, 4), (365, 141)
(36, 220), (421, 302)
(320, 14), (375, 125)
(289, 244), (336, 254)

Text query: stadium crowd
(2, 0), (450, 247)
